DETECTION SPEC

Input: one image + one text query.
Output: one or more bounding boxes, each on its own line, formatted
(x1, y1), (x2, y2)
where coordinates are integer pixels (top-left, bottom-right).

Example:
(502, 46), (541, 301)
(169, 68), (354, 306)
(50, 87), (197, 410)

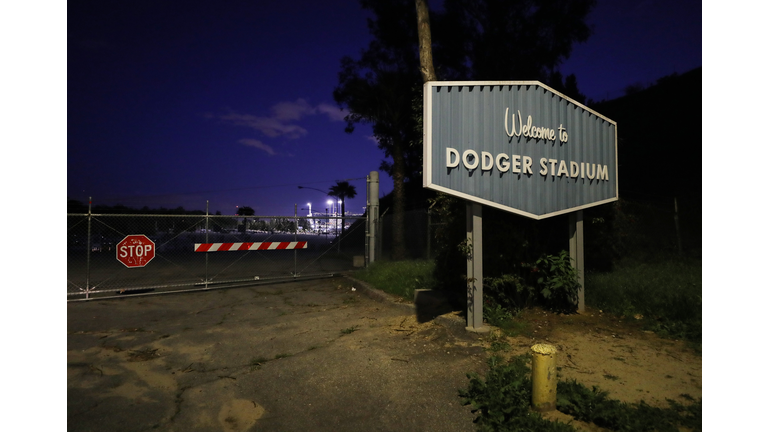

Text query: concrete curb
(341, 273), (473, 338)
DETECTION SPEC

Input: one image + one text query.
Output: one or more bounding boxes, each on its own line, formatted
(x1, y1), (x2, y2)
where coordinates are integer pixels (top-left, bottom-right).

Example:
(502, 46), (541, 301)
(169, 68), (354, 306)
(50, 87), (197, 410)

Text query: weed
(250, 356), (268, 370)
(603, 374), (619, 381)
(585, 256), (701, 343)
(459, 355), (577, 431)
(533, 251), (580, 313)
(557, 379), (701, 432)
(488, 339), (510, 353)
(483, 303), (529, 337)
(340, 325), (359, 335)
(459, 354), (702, 431)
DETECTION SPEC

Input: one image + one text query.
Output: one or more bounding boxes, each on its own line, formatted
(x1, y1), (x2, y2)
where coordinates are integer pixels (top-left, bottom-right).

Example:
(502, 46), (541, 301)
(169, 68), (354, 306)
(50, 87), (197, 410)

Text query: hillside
(591, 67), (702, 202)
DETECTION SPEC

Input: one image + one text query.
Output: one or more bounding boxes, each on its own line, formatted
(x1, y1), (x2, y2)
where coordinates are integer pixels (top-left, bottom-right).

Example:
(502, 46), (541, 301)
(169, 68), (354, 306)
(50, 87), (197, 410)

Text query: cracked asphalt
(67, 276), (488, 431)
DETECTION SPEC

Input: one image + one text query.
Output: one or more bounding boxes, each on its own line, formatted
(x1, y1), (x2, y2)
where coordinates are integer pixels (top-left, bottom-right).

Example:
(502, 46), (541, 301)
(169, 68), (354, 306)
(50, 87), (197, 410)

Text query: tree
(415, 0), (437, 83)
(328, 180), (358, 237)
(336, 0), (596, 260)
(435, 0), (595, 86)
(334, 0), (423, 260)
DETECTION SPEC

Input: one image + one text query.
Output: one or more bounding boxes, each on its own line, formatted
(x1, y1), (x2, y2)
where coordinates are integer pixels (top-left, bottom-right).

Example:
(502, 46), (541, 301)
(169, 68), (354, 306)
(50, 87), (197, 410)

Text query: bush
(532, 251), (580, 313)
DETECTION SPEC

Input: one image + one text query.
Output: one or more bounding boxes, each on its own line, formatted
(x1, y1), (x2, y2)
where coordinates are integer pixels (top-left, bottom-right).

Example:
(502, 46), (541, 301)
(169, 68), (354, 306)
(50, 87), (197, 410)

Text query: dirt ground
(395, 305), (702, 431)
(507, 306), (702, 407)
(67, 277), (701, 431)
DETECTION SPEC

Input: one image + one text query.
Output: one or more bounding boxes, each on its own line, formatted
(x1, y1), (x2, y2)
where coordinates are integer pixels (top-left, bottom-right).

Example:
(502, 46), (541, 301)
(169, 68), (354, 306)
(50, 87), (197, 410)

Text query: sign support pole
(466, 202), (489, 332)
(569, 210), (585, 313)
(366, 171), (379, 266)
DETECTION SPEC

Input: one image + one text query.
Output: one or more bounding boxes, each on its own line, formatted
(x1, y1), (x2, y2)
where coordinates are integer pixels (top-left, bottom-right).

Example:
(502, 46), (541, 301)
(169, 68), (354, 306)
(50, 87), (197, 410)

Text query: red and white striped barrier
(194, 241), (307, 252)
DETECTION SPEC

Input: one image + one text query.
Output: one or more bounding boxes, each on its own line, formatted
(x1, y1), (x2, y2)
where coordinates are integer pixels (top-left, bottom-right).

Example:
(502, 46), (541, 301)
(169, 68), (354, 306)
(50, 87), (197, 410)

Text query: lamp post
(299, 186), (330, 236)
(327, 200), (335, 235)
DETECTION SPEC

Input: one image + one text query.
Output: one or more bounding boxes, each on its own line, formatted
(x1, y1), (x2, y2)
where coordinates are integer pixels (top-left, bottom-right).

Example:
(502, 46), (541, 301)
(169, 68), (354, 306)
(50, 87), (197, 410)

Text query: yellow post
(531, 344), (557, 412)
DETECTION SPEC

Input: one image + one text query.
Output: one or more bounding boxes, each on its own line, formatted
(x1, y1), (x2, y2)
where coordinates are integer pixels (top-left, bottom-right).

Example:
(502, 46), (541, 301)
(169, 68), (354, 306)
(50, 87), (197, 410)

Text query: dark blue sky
(67, 0), (702, 216)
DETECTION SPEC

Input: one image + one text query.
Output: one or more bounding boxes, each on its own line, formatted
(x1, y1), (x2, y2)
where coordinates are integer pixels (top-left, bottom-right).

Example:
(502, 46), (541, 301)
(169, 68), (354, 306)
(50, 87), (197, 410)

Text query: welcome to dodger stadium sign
(423, 81), (618, 219)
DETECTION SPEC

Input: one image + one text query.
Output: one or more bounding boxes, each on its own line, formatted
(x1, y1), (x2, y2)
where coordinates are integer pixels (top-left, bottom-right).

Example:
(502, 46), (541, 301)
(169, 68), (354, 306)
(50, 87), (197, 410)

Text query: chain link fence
(68, 212), (367, 299)
(374, 195), (701, 266)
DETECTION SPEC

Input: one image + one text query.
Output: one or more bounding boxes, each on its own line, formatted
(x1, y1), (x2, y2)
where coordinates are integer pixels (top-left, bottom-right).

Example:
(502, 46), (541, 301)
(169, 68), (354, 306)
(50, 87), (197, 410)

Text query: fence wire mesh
(374, 195), (700, 265)
(67, 213), (366, 299)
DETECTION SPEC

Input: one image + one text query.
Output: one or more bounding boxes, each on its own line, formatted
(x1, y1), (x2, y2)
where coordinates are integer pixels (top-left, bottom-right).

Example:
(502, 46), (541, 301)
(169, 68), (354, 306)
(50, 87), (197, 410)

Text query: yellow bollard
(530, 343), (557, 412)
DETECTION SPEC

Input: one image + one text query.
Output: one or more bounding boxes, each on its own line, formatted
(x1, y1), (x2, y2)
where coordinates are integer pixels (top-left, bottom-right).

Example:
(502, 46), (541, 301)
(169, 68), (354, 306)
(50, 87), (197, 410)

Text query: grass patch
(585, 255), (701, 343)
(460, 354), (702, 432)
(484, 303), (530, 337)
(352, 260), (436, 300)
(558, 379), (702, 431)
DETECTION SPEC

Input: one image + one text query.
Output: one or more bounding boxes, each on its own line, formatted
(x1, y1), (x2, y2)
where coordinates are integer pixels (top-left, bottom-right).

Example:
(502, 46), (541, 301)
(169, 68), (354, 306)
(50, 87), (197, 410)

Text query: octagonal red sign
(116, 234), (156, 268)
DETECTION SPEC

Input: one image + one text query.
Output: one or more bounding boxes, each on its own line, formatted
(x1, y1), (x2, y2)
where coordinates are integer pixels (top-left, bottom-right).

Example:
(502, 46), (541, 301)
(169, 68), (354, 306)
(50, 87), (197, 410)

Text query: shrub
(532, 251), (580, 313)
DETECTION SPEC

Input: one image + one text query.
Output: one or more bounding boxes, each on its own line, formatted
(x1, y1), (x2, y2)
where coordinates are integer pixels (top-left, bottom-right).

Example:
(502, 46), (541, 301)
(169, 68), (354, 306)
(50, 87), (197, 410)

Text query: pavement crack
(165, 385), (191, 427)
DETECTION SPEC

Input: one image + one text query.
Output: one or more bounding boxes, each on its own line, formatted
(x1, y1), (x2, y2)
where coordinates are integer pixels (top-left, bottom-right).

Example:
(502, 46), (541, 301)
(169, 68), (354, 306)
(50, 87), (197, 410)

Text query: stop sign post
(116, 234), (156, 268)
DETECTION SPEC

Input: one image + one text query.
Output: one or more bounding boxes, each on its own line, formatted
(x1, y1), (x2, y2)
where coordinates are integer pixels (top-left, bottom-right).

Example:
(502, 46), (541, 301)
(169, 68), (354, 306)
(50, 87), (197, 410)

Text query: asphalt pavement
(67, 275), (488, 432)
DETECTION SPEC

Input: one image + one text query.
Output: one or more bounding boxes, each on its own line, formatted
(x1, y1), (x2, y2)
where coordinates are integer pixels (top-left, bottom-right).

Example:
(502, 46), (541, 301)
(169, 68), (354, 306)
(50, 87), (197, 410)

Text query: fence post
(674, 197), (683, 255)
(86, 197), (92, 300)
(367, 171), (379, 266)
(205, 201), (209, 289)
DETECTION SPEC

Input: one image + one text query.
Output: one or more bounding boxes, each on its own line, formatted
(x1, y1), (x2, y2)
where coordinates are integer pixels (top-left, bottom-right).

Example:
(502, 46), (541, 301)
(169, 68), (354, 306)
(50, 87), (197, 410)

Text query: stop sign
(116, 234), (156, 268)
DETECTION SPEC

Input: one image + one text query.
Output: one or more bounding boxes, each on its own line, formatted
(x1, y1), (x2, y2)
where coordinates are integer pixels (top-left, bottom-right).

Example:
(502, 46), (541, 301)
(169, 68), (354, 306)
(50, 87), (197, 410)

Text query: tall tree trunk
(415, 0), (437, 82)
(391, 135), (408, 260)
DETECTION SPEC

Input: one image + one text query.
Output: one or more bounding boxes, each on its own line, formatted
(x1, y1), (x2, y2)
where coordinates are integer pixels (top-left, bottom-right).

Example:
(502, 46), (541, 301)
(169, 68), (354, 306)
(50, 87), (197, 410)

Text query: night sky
(66, 0), (702, 216)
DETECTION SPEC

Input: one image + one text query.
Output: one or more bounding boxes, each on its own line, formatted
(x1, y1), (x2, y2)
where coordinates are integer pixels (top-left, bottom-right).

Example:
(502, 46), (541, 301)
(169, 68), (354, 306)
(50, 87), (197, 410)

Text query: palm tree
(328, 181), (357, 237)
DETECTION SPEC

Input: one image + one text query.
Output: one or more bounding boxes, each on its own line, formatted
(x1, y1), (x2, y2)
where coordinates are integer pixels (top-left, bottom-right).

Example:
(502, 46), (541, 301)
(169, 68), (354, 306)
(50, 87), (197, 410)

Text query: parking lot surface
(67, 277), (487, 431)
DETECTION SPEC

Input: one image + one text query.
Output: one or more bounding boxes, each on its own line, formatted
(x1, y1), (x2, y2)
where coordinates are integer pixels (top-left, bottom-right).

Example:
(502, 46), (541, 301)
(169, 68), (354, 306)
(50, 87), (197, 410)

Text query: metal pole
(466, 202), (487, 332)
(365, 175), (370, 265)
(569, 210), (585, 313)
(674, 197), (683, 255)
(86, 197), (92, 300)
(426, 209), (431, 260)
(294, 203), (298, 277)
(205, 200), (209, 289)
(367, 171), (379, 266)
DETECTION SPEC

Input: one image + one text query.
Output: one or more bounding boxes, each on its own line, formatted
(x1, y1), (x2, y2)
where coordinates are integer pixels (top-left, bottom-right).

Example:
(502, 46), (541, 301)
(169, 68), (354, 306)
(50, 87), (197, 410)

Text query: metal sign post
(466, 202), (489, 332)
(569, 210), (585, 313)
